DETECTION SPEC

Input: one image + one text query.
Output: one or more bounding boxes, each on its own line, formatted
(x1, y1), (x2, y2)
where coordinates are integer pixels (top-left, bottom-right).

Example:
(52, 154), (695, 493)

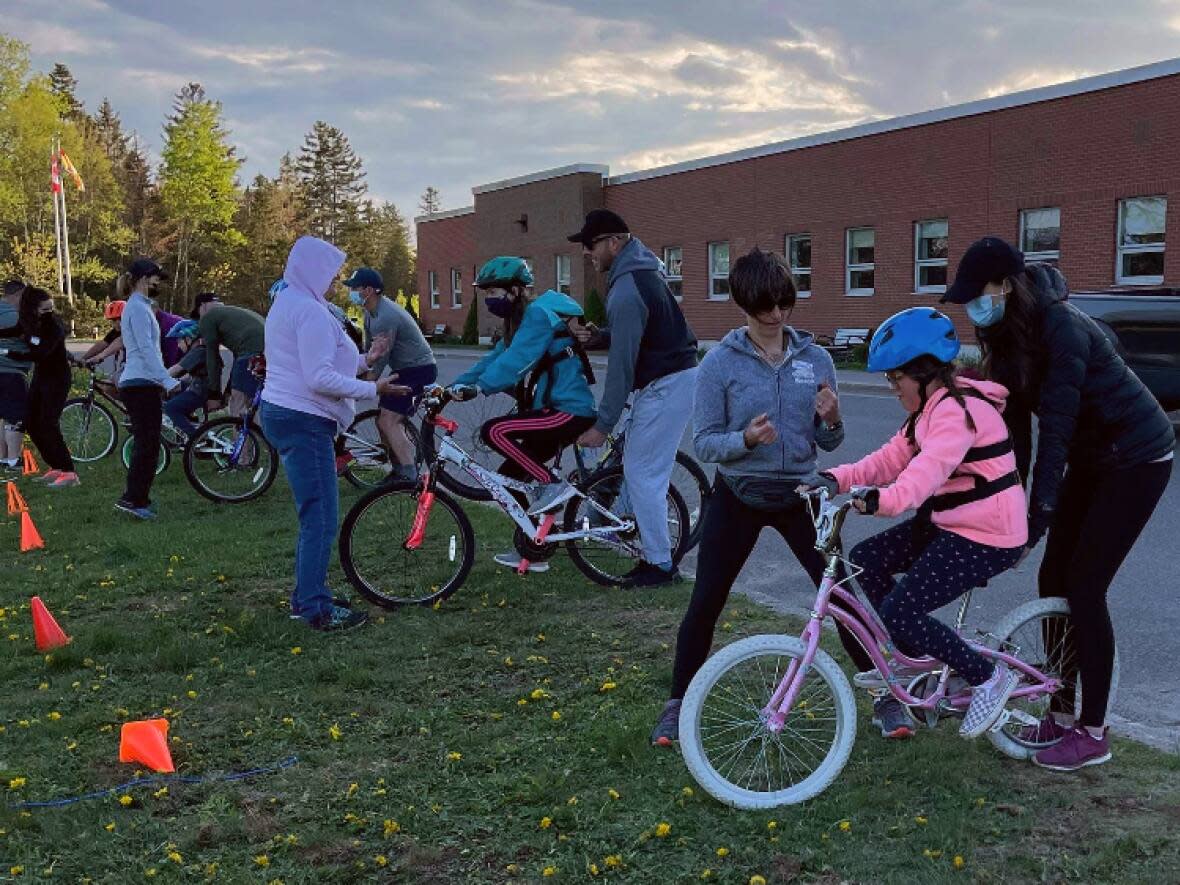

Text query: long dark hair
(901, 355), (978, 447)
(978, 267), (1044, 396)
(502, 285), (530, 346)
(18, 286), (52, 336)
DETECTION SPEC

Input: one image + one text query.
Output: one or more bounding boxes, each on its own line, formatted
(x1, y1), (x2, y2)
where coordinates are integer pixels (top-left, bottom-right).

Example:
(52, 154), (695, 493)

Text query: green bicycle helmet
(475, 256), (534, 290)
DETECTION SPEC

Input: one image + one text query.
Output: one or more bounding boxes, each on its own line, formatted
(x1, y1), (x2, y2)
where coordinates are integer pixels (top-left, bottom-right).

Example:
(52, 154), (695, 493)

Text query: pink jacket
(262, 236), (376, 430)
(828, 378), (1028, 548)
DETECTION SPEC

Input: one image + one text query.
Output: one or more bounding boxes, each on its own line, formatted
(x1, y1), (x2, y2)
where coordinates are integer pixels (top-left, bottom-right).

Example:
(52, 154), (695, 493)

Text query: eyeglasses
(884, 370), (906, 386)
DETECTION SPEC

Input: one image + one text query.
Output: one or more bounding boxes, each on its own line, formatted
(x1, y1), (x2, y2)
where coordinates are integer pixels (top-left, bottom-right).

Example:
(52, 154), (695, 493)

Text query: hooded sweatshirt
(262, 236), (376, 430)
(694, 326), (843, 482)
(827, 377), (1028, 549)
(595, 236), (697, 434)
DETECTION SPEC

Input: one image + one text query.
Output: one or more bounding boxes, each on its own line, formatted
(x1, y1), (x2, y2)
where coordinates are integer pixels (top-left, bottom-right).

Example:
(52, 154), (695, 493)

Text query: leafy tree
(296, 121), (366, 243)
(418, 186), (441, 215)
(157, 82), (243, 307)
(461, 298), (479, 345)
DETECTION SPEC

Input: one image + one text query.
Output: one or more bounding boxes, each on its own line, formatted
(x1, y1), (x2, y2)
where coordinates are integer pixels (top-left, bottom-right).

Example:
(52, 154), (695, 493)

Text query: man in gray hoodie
(570, 209), (698, 587)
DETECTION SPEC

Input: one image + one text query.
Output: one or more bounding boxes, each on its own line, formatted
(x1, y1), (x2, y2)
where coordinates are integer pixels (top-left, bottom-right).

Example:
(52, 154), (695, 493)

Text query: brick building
(417, 57), (1180, 344)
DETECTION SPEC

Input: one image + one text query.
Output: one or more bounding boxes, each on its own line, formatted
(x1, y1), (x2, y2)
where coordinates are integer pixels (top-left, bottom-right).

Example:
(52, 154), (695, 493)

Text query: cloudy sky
(6, 0), (1180, 223)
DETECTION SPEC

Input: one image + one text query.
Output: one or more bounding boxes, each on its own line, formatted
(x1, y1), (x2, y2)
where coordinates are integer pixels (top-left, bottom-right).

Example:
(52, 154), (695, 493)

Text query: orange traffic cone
(22, 448), (40, 476)
(119, 718), (175, 773)
(30, 596), (69, 650)
(20, 511), (44, 552)
(6, 480), (26, 515)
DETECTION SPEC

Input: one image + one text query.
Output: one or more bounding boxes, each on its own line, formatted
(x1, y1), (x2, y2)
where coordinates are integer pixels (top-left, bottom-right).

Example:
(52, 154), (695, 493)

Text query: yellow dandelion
(375, 855), (388, 867)
(254, 854), (271, 867)
(167, 851), (182, 864)
(104, 822), (116, 832)
(329, 723), (342, 741)
(608, 788), (621, 800)
(383, 819), (401, 837)
(7, 777), (26, 790)
(600, 681), (617, 692)
(447, 751), (462, 762)
(186, 690), (197, 700)
(37, 681), (48, 691)
(47, 711), (62, 721)
(915, 815), (928, 825)
(539, 816), (552, 829)
(118, 795), (133, 807)
(604, 855), (623, 869)
(716, 847), (730, 857)
(839, 819), (851, 832)
(974, 797), (986, 808)
(655, 822), (672, 838)
(701, 871), (714, 880)
(506, 863), (520, 874)
(551, 711), (562, 721)
(530, 688), (547, 700)
(154, 786), (168, 799)
(291, 646), (302, 656)
(144, 869), (157, 878)
(567, 796), (577, 806)
(750, 877), (768, 885)
(589, 862), (600, 876)
(542, 866), (556, 877)
(681, 786), (694, 798)
(953, 855), (965, 869)
(767, 820), (778, 830)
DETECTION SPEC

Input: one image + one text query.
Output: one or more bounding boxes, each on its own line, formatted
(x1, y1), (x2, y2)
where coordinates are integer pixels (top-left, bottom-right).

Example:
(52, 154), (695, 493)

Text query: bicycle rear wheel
(673, 451), (711, 554)
(562, 465), (690, 586)
(120, 436), (170, 476)
(680, 634), (857, 809)
(342, 409), (424, 489)
(60, 398), (116, 462)
(423, 394), (517, 501)
(985, 596), (1120, 760)
(183, 417), (278, 504)
(339, 483), (474, 608)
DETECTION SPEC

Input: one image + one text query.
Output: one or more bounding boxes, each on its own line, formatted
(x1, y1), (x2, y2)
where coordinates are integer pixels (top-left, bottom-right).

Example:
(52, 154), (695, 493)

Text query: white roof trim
(609, 56), (1180, 185)
(414, 205), (475, 224)
(472, 163), (609, 195)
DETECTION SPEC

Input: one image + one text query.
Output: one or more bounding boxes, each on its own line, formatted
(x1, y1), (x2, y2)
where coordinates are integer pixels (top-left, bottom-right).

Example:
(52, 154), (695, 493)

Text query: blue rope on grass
(7, 755), (299, 810)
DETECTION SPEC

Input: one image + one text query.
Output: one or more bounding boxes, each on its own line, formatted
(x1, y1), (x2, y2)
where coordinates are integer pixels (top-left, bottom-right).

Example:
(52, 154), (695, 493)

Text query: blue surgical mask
(966, 292), (1006, 327)
(485, 295), (513, 319)
(347, 290), (364, 307)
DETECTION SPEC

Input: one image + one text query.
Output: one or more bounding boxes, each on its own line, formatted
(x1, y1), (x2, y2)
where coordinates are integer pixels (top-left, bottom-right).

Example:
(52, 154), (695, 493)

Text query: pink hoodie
(261, 236), (376, 430)
(828, 377), (1028, 548)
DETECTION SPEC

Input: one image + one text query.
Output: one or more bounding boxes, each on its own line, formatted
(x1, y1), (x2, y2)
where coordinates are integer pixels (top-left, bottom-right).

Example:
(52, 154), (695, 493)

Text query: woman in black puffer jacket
(943, 237), (1174, 773)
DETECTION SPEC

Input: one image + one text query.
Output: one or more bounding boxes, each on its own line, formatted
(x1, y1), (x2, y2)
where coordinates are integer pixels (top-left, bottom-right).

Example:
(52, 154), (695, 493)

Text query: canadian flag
(50, 153), (62, 194)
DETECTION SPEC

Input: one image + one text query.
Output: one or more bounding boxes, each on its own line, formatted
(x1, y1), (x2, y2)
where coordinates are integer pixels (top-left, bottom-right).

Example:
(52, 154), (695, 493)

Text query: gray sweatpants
(622, 366), (697, 564)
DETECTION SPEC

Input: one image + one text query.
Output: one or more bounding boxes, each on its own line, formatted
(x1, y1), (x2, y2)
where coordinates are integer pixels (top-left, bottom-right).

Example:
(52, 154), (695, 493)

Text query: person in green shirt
(192, 293), (266, 417)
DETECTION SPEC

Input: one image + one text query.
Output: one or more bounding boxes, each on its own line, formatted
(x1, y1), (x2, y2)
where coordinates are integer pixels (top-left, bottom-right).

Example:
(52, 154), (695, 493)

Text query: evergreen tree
(418, 186), (441, 215)
(461, 297), (479, 345)
(295, 121), (366, 242)
(91, 98), (128, 163)
(158, 82), (243, 306)
(583, 288), (606, 326)
(231, 164), (309, 310)
(48, 62), (84, 119)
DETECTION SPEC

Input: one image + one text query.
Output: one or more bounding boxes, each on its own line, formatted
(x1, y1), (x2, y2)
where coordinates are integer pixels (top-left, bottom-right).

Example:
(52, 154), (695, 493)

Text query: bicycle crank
(513, 527), (557, 563)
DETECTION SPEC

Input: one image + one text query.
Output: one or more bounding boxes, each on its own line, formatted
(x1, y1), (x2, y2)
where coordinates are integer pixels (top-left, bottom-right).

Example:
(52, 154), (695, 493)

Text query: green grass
(2, 455), (1180, 883)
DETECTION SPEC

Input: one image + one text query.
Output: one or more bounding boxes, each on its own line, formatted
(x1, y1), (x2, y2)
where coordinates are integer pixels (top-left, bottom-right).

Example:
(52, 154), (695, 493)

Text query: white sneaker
(527, 482), (577, 516)
(493, 552), (549, 573)
(959, 664), (1018, 739)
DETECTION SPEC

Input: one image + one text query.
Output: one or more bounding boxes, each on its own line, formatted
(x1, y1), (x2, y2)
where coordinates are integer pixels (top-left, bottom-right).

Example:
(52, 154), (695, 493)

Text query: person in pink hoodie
(261, 236), (404, 632)
(814, 308), (1028, 740)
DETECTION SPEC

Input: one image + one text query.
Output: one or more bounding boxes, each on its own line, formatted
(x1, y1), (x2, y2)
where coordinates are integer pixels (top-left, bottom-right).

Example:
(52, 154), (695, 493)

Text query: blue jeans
(163, 385), (205, 438)
(260, 400), (338, 623)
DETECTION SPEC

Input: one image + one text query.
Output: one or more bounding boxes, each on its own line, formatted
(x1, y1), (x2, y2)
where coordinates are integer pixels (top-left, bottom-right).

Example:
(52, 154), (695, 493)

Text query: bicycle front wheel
(339, 483), (474, 608)
(680, 634), (857, 810)
(985, 596), (1120, 761)
(60, 398), (116, 462)
(120, 436), (170, 476)
(562, 465), (690, 586)
(183, 417), (278, 504)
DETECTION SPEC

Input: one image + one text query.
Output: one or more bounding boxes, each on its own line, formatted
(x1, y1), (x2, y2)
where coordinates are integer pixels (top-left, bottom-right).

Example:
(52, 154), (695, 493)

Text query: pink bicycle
(678, 487), (1117, 809)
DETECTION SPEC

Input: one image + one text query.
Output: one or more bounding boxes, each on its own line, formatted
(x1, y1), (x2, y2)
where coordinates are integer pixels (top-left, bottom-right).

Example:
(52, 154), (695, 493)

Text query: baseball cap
(343, 267), (383, 291)
(3, 279), (25, 298)
(190, 292), (222, 319)
(567, 209), (630, 248)
(942, 237), (1025, 304)
(128, 258), (165, 283)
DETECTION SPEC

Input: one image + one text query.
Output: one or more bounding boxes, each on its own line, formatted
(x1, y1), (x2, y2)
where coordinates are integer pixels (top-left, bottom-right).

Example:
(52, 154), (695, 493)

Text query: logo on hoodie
(792, 360), (816, 386)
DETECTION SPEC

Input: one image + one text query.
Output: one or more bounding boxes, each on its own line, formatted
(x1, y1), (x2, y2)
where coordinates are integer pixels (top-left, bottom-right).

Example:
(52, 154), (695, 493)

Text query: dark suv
(1071, 287), (1180, 416)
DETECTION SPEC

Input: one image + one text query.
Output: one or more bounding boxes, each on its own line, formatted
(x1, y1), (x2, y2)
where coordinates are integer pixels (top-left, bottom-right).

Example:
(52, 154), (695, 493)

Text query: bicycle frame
(760, 489), (1062, 733)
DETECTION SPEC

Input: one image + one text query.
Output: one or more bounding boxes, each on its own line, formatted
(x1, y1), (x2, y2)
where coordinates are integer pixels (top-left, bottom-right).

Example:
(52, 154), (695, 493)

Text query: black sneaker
(650, 699), (681, 747)
(623, 562), (682, 588)
(871, 696), (915, 739)
(309, 604), (369, 632)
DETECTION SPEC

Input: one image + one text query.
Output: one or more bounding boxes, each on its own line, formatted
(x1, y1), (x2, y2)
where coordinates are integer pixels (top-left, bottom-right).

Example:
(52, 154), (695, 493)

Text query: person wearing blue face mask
(341, 266), (436, 483)
(943, 236), (1174, 773)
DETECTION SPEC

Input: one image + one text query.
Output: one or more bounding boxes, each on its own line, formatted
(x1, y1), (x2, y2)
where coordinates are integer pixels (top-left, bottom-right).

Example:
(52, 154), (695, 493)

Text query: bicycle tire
(562, 464), (691, 586)
(120, 436), (170, 476)
(339, 482), (475, 608)
(60, 398), (117, 462)
(680, 634), (857, 809)
(342, 409), (425, 489)
(423, 394), (519, 502)
(183, 417), (278, 504)
(985, 596), (1120, 761)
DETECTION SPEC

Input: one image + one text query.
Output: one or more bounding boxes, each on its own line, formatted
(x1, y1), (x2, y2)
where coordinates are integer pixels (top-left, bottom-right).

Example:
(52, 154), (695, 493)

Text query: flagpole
(52, 139), (65, 295)
(59, 142), (75, 307)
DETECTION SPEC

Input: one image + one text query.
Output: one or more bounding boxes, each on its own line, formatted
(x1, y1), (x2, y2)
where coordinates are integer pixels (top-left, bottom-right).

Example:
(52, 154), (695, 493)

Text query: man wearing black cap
(568, 209), (699, 587)
(193, 293), (265, 417)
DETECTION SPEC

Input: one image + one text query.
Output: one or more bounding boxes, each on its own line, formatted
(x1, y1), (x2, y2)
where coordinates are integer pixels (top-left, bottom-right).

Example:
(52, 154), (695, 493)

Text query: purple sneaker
(1017, 715), (1069, 745)
(1033, 726), (1112, 771)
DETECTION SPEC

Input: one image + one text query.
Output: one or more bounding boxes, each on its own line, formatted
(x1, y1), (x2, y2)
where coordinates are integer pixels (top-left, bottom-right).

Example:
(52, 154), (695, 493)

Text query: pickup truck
(1071, 287), (1180, 417)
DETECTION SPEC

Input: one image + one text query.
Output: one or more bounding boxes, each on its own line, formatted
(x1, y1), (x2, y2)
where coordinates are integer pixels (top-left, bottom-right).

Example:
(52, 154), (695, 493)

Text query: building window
(1117, 196), (1166, 285)
(555, 254), (571, 294)
(450, 269), (462, 308)
(663, 246), (683, 299)
(846, 227), (875, 296)
(428, 271), (440, 309)
(914, 219), (949, 293)
(708, 242), (730, 300)
(786, 234), (811, 297)
(1020, 207), (1061, 264)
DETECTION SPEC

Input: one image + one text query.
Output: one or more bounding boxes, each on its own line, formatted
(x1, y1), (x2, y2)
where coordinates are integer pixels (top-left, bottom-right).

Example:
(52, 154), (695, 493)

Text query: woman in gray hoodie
(650, 248), (897, 746)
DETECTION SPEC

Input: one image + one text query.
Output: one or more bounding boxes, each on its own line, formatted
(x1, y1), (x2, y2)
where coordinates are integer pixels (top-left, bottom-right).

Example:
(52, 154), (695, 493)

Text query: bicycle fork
(404, 473), (435, 550)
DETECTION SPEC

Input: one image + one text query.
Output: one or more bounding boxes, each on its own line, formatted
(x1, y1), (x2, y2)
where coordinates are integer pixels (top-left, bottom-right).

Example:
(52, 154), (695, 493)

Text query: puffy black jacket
(989, 265), (1175, 544)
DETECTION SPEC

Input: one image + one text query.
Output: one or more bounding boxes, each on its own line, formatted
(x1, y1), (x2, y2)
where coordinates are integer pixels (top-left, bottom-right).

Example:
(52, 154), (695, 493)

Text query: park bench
(817, 327), (870, 365)
(429, 323), (447, 341)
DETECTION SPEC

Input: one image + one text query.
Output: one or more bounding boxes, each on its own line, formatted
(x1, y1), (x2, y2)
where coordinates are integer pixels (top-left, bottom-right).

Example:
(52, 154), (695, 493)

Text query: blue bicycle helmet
(268, 278), (288, 301)
(475, 256), (534, 290)
(866, 307), (960, 372)
(165, 319), (200, 340)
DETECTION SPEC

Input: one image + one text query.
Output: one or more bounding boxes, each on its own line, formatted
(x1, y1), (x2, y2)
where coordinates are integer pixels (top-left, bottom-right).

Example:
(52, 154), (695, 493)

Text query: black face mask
(485, 296), (513, 319)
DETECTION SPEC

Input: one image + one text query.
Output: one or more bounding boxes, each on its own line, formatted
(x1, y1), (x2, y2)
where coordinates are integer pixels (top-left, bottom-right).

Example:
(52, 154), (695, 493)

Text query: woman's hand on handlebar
(849, 486), (880, 514)
(448, 383), (479, 402)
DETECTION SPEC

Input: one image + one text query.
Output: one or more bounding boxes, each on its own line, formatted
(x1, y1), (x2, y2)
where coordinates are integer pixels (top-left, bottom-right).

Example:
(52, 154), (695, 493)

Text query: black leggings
(121, 385), (163, 508)
(480, 410), (595, 508)
(852, 520), (1022, 685)
(1040, 457), (1172, 726)
(25, 378), (73, 472)
(669, 477), (874, 699)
